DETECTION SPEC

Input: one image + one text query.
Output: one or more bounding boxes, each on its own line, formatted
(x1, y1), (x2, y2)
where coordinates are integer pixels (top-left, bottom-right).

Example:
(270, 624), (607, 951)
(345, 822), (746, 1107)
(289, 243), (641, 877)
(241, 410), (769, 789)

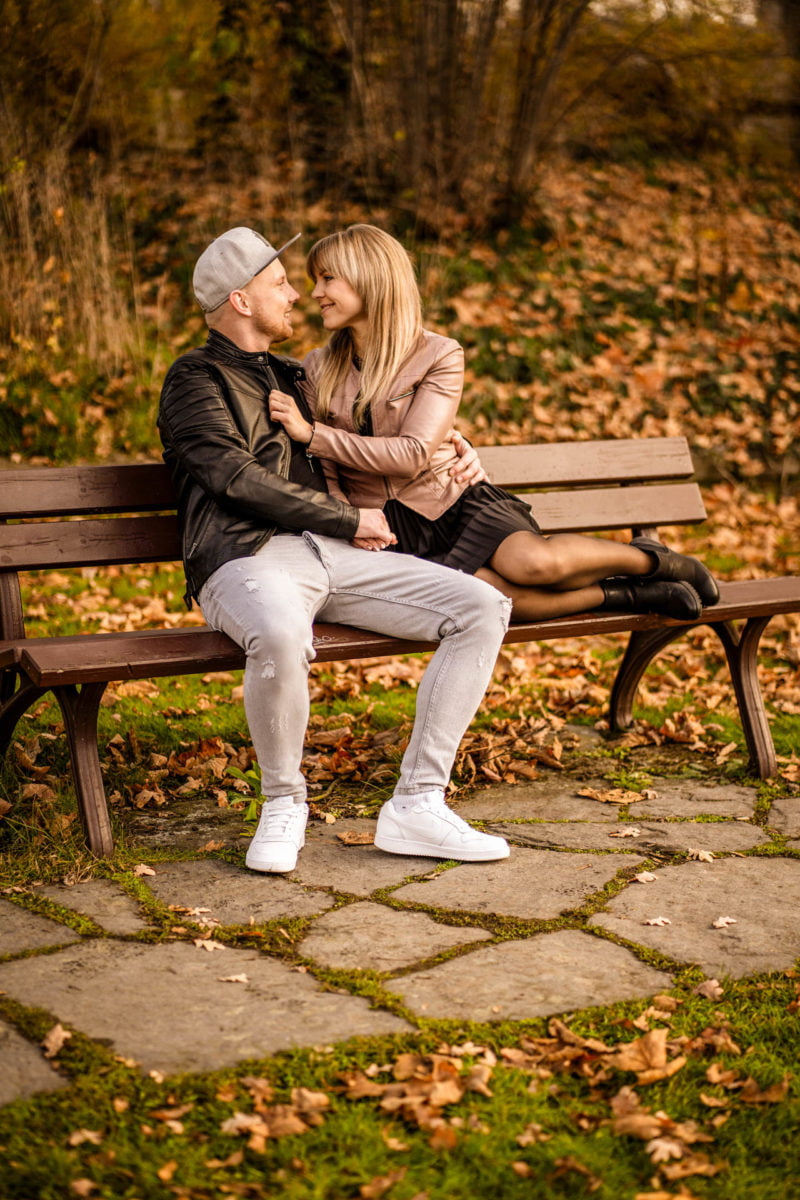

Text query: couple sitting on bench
(159, 224), (719, 876)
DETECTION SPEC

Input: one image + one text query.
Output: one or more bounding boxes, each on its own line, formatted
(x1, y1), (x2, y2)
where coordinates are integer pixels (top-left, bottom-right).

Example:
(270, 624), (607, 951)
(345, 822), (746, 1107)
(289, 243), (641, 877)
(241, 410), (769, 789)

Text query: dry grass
(0, 148), (143, 374)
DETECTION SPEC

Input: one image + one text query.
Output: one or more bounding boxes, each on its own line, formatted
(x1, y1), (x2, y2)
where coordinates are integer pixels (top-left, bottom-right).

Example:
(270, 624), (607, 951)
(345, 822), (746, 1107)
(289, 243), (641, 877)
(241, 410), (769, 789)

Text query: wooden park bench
(2, 436), (799, 856)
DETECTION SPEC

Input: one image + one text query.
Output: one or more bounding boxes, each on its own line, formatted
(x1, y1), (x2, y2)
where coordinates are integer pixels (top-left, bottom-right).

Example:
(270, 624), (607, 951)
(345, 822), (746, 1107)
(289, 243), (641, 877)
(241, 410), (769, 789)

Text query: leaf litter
(205, 1007), (792, 1189)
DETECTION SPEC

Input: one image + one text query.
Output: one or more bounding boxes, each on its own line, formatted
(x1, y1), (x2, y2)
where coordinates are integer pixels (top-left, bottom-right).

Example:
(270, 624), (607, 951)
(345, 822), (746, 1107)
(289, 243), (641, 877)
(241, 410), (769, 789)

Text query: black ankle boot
(599, 578), (703, 620)
(631, 536), (719, 607)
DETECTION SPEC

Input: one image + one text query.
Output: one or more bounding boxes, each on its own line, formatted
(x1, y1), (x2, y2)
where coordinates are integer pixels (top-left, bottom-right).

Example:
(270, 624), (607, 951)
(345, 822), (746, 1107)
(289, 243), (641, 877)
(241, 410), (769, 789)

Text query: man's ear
(228, 289), (250, 316)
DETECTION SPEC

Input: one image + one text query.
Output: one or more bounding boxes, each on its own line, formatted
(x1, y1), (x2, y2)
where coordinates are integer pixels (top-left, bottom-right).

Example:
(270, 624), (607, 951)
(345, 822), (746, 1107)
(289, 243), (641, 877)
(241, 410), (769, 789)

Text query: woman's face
(312, 271), (366, 336)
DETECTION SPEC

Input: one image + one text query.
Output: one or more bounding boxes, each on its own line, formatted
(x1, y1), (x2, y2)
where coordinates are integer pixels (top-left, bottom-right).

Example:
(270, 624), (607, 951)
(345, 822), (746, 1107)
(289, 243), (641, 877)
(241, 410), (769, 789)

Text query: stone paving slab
(0, 941), (410, 1075)
(0, 899), (80, 956)
(0, 1020), (68, 1106)
(458, 779), (758, 825)
(140, 859), (336, 925)
(121, 802), (249, 851)
(1, 757), (795, 1112)
(299, 901), (491, 972)
(391, 930), (672, 1021)
(454, 780), (620, 823)
(287, 820), (447, 894)
(632, 782), (758, 819)
(589, 857), (800, 978)
(768, 795), (800, 838)
(491, 819), (772, 854)
(39, 880), (151, 935)
(392, 848), (643, 920)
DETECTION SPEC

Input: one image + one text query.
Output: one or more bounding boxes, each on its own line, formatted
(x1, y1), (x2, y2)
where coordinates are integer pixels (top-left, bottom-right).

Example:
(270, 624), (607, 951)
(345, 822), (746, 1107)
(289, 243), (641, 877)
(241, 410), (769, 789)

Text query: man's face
(239, 259), (300, 344)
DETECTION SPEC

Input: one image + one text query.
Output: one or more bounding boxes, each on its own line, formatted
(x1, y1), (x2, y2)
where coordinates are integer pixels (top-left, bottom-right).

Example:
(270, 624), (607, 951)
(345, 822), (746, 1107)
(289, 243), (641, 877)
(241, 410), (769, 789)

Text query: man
(159, 227), (511, 873)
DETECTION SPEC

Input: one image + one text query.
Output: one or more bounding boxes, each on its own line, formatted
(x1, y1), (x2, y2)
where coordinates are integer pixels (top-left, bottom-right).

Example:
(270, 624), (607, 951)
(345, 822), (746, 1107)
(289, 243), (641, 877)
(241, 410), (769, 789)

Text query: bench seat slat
(17, 626), (435, 685)
(16, 578), (800, 688)
(478, 437), (695, 489)
(18, 629), (244, 684)
(0, 641), (22, 670)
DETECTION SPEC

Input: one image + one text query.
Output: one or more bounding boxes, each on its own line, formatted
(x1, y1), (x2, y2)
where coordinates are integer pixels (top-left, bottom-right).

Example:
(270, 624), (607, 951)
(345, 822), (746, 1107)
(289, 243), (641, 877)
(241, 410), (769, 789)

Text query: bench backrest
(0, 436), (707, 639)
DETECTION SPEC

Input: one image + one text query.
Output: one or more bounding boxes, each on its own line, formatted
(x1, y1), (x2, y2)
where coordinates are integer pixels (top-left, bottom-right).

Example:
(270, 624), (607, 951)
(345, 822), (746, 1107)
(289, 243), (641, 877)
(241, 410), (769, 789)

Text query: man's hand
(353, 508), (398, 551)
(269, 389), (314, 444)
(449, 430), (488, 485)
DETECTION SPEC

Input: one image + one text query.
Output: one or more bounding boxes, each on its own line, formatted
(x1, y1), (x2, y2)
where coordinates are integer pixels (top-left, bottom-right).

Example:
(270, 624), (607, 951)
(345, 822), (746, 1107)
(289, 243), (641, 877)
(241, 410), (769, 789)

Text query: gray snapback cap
(193, 227), (302, 312)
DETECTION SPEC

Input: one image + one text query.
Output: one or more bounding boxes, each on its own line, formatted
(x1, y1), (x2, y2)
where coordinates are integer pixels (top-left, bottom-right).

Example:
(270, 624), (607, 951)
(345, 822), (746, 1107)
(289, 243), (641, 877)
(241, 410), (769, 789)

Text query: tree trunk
(500, 0), (592, 225)
(758, 0), (800, 159)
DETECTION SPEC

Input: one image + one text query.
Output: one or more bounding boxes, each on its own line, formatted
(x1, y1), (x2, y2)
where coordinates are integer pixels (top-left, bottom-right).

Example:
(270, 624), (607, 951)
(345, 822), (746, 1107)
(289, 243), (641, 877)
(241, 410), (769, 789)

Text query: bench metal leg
(1, 668), (17, 706)
(55, 682), (114, 857)
(0, 677), (47, 755)
(610, 618), (778, 779)
(714, 616), (777, 779)
(609, 626), (686, 731)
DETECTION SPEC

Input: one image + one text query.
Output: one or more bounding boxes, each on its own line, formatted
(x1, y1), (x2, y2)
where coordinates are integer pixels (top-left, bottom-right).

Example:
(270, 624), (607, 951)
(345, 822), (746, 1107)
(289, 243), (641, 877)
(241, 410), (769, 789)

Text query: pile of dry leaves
(169, 997), (794, 1199)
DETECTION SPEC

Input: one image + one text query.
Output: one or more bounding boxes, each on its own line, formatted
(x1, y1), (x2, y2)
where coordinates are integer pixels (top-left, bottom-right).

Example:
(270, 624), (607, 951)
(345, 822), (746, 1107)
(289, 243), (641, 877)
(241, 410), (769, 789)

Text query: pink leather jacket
(300, 330), (468, 519)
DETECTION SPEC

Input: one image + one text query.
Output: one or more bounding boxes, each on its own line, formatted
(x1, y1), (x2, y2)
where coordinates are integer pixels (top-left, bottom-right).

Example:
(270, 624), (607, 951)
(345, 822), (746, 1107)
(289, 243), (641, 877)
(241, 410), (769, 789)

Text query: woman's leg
(476, 565), (604, 621)
(486, 529), (719, 609)
(487, 530), (653, 592)
(479, 531), (712, 621)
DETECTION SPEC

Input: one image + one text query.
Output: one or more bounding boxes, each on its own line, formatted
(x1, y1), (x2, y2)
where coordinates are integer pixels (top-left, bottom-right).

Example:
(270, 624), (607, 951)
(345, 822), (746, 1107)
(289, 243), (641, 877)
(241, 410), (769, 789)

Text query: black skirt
(385, 482), (541, 576)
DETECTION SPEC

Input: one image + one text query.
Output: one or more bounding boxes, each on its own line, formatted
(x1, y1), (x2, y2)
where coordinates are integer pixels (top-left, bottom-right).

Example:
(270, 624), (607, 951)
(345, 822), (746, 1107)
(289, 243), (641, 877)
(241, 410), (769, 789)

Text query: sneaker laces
(254, 804), (306, 844)
(413, 793), (473, 834)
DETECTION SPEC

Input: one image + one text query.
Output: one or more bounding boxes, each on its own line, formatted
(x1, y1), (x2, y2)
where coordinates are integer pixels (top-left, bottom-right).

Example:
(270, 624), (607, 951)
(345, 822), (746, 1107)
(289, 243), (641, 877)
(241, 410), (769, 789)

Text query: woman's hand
(449, 430), (488, 485)
(269, 389), (314, 444)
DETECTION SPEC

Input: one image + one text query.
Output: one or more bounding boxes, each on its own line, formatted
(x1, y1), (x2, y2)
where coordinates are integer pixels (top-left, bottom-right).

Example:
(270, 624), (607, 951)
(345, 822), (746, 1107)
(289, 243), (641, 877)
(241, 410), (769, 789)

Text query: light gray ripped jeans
(199, 532), (511, 802)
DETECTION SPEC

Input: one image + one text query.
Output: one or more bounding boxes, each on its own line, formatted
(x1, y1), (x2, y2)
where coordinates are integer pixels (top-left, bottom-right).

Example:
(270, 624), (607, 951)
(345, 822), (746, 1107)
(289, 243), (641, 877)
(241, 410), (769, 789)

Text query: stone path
(2, 749), (800, 1106)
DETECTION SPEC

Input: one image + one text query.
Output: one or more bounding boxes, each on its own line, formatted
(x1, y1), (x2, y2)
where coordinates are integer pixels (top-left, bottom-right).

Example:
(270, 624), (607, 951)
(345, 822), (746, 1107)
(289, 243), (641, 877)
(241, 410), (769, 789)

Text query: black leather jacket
(158, 330), (360, 602)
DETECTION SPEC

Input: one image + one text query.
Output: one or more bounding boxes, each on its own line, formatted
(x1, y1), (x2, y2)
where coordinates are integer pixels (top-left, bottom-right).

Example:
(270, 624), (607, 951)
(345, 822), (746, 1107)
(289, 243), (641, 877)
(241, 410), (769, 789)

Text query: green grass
(0, 977), (798, 1199)
(770, 713), (800, 760)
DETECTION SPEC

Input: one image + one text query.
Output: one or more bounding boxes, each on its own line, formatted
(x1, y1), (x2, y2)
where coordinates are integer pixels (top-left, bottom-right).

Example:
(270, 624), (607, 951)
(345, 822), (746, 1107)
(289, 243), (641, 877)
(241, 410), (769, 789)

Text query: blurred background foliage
(0, 0), (798, 471)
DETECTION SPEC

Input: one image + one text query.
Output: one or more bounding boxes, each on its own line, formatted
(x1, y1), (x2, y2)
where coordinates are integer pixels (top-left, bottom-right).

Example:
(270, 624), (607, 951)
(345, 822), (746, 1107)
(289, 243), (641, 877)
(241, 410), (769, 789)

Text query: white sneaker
(374, 791), (509, 862)
(245, 798), (308, 873)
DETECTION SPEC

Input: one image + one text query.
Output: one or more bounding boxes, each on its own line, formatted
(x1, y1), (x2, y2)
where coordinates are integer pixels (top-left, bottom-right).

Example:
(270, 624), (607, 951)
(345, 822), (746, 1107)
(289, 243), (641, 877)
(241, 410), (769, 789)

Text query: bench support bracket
(0, 677), (47, 754)
(54, 683), (114, 857)
(714, 616), (777, 779)
(610, 616), (778, 779)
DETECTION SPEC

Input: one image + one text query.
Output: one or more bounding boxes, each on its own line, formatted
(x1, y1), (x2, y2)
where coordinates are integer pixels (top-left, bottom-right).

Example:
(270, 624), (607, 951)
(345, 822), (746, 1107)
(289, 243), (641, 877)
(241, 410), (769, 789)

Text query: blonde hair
(306, 225), (423, 426)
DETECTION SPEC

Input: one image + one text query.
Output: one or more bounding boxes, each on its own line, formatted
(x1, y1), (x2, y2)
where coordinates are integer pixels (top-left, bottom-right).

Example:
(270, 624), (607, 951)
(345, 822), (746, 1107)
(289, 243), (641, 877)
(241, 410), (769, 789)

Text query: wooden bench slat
(0, 437), (695, 521)
(0, 640), (23, 670)
(19, 629), (243, 685)
(529, 482), (707, 533)
(0, 463), (174, 518)
(16, 625), (441, 686)
(0, 515), (181, 571)
(0, 485), (708, 571)
(17, 578), (800, 688)
(478, 437), (695, 489)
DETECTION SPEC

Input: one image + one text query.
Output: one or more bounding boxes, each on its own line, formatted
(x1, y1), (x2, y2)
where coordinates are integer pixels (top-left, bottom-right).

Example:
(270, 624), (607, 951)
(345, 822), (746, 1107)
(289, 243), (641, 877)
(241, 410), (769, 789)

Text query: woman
(268, 224), (718, 621)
